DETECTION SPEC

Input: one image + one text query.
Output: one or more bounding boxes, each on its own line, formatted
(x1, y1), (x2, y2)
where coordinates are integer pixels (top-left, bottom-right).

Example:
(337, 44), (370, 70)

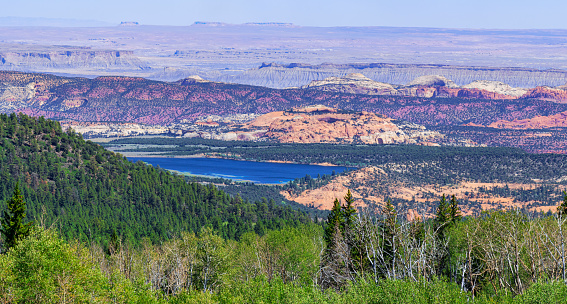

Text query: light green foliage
(229, 225), (323, 287)
(0, 227), (160, 303)
(514, 281), (567, 304)
(196, 227), (231, 292)
(0, 228), (110, 303)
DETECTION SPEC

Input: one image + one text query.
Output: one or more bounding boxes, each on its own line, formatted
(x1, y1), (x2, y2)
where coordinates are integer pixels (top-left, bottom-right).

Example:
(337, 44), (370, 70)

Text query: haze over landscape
(1, 1), (567, 303)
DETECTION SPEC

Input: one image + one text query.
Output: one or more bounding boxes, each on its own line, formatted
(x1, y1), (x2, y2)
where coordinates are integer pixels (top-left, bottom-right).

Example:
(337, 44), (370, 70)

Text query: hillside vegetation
(0, 113), (310, 245)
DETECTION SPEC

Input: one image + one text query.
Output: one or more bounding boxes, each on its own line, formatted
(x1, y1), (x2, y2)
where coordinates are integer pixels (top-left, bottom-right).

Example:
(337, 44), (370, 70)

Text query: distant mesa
(119, 21), (139, 26)
(244, 22), (294, 27)
(192, 22), (228, 26)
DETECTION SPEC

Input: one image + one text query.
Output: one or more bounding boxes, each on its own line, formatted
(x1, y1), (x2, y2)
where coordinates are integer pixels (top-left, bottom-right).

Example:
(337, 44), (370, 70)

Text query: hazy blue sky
(3, 0), (567, 29)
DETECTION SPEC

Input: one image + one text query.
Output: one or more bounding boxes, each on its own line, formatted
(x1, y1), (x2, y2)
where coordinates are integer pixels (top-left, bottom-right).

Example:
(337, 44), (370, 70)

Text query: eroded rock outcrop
(462, 80), (528, 97)
(407, 75), (459, 88)
(488, 111), (567, 129)
(522, 87), (567, 103)
(245, 105), (442, 144)
(302, 73), (397, 95)
(303, 73), (520, 99)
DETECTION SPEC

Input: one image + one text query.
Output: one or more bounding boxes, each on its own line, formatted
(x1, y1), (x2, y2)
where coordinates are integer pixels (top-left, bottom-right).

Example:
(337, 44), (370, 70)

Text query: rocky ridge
(222, 63), (567, 89)
(2, 70), (567, 152)
(488, 111), (567, 129)
(0, 48), (147, 71)
(302, 73), (567, 100)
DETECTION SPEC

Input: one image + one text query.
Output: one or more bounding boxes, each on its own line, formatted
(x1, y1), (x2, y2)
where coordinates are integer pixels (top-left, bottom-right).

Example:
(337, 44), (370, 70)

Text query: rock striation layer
(303, 73), (524, 99)
(222, 63), (567, 89)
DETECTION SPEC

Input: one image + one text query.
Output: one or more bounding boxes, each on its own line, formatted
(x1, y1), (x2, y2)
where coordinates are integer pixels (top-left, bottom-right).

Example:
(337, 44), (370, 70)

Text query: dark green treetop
(1, 183), (32, 251)
(558, 191), (567, 217)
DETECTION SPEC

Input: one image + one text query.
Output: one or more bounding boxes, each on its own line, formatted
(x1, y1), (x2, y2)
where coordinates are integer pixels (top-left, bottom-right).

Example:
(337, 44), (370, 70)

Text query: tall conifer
(1, 183), (32, 251)
(558, 191), (567, 217)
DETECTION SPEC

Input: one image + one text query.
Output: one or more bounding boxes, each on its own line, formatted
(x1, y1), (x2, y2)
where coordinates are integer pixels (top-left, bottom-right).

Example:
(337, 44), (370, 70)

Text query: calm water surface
(129, 157), (351, 184)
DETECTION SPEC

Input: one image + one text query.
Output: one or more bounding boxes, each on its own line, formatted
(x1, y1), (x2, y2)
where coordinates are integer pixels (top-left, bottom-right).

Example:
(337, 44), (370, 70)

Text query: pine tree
(324, 198), (344, 249)
(1, 183), (32, 251)
(449, 195), (462, 224)
(342, 189), (356, 229)
(321, 196), (351, 290)
(434, 194), (450, 237)
(558, 191), (567, 217)
(382, 199), (398, 275)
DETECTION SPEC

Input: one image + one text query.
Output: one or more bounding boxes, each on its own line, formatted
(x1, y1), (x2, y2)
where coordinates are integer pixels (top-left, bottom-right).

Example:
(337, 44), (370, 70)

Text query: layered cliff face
(220, 63), (567, 89)
(303, 73), (527, 99)
(523, 86), (567, 103)
(0, 49), (147, 70)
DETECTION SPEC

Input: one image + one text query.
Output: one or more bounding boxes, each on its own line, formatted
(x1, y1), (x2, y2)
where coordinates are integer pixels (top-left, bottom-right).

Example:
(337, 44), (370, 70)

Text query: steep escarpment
(220, 63), (567, 89)
(523, 86), (567, 103)
(303, 73), (530, 99)
(0, 48), (147, 70)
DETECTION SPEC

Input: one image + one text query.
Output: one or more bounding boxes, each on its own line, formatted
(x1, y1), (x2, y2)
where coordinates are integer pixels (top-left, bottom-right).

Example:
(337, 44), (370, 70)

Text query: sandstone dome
(406, 75), (458, 88)
(462, 80), (528, 97)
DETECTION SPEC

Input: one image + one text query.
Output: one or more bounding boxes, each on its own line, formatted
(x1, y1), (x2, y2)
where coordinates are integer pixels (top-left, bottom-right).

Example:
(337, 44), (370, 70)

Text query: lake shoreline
(118, 151), (346, 168)
(127, 156), (351, 185)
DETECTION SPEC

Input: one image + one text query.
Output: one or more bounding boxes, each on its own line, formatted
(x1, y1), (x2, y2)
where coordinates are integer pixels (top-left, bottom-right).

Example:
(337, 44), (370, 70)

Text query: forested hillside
(107, 137), (567, 214)
(0, 113), (310, 245)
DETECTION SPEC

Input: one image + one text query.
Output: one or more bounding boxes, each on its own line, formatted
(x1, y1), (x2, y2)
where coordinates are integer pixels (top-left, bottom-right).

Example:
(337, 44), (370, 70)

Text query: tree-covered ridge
(0, 113), (310, 245)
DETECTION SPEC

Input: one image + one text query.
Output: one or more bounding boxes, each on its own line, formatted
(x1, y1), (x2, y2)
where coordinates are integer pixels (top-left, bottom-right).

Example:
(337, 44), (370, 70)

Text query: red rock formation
(489, 111), (567, 129)
(522, 87), (567, 103)
(245, 106), (432, 144)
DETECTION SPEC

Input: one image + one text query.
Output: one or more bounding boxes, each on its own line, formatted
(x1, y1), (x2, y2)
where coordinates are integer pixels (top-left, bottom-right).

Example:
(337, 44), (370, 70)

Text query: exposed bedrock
(217, 63), (567, 89)
(0, 50), (148, 70)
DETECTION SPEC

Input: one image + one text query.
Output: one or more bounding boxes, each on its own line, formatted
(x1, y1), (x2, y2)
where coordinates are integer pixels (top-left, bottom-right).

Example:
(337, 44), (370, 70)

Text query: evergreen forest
(2, 114), (567, 303)
(0, 113), (309, 245)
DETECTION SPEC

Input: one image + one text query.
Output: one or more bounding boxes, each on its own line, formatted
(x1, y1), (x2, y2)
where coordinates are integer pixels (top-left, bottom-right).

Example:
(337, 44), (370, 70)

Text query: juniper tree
(1, 184), (32, 251)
